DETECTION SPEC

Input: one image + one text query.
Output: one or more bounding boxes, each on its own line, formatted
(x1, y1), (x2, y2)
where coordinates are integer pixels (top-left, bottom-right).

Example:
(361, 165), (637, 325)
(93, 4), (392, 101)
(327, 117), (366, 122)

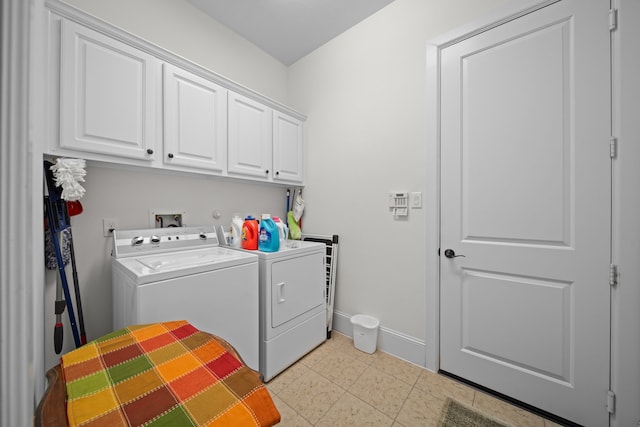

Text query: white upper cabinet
(163, 63), (227, 173)
(273, 112), (303, 183)
(59, 19), (159, 160)
(228, 93), (305, 184)
(227, 92), (273, 180)
(47, 1), (305, 184)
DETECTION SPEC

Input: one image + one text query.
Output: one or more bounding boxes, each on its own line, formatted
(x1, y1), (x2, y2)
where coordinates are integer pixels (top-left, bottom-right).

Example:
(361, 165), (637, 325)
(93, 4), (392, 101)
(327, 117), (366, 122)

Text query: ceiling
(188, 0), (396, 65)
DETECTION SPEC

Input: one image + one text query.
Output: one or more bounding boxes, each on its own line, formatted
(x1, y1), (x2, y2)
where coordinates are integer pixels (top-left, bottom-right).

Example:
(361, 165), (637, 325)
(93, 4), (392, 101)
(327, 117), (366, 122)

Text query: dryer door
(271, 251), (325, 328)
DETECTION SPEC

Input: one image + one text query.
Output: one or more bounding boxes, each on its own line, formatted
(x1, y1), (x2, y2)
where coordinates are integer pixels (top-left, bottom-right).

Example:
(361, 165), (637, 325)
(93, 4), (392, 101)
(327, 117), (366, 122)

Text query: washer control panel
(113, 226), (219, 258)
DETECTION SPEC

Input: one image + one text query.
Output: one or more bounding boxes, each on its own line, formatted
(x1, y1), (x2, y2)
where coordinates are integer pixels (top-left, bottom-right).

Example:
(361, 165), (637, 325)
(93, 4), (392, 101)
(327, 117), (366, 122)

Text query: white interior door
(439, 1), (611, 426)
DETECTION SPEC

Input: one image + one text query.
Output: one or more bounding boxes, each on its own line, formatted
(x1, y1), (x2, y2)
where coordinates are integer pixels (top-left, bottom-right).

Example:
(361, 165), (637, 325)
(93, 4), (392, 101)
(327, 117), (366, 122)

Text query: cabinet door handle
(265, 169), (269, 175)
(276, 282), (285, 303)
(276, 171), (280, 176)
(168, 153), (174, 159)
(146, 149), (154, 155)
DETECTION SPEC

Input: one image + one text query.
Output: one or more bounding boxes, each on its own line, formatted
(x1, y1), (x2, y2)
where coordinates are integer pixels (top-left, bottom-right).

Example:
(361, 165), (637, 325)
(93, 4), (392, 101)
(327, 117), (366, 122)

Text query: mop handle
(286, 189), (290, 216)
(66, 225), (87, 345)
(54, 297), (65, 354)
(46, 200), (81, 348)
(54, 322), (63, 353)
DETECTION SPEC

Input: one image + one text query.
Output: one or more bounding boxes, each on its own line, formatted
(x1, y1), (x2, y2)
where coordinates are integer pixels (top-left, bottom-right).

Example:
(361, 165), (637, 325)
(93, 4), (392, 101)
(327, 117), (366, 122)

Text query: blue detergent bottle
(258, 215), (280, 252)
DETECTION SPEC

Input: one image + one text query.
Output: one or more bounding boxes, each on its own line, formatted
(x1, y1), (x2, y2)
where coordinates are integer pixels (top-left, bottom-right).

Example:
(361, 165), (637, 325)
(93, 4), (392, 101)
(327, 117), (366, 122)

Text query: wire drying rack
(302, 233), (338, 338)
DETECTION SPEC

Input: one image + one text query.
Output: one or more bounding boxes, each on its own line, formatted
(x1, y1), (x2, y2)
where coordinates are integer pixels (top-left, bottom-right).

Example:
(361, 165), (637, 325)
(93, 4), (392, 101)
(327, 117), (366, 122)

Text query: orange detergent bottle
(241, 216), (259, 250)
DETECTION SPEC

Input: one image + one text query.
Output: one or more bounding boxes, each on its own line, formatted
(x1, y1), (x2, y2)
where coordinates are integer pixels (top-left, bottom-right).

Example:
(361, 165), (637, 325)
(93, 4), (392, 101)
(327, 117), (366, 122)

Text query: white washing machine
(112, 225), (259, 370)
(227, 239), (326, 381)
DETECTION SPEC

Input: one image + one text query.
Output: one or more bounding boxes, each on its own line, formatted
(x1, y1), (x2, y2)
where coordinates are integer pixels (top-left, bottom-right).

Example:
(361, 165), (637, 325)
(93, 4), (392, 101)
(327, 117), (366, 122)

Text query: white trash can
(350, 314), (380, 354)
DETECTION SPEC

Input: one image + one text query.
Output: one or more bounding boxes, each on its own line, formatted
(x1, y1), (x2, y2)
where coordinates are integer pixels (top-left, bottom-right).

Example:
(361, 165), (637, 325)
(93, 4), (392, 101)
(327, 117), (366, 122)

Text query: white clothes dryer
(112, 225), (259, 370)
(228, 239), (326, 381)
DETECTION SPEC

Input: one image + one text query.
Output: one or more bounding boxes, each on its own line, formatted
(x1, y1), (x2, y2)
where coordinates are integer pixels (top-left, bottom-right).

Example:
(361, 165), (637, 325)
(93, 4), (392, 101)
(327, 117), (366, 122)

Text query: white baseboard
(331, 311), (428, 369)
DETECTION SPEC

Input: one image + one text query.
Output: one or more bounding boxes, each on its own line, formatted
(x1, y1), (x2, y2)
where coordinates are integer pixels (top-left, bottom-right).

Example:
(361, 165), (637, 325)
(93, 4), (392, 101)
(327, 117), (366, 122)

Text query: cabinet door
(59, 19), (158, 160)
(227, 92), (272, 179)
(163, 63), (227, 172)
(273, 112), (304, 183)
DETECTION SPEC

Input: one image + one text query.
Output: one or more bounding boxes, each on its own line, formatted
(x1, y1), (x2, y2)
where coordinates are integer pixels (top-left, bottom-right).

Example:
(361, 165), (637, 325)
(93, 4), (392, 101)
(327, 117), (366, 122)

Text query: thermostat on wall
(388, 192), (409, 218)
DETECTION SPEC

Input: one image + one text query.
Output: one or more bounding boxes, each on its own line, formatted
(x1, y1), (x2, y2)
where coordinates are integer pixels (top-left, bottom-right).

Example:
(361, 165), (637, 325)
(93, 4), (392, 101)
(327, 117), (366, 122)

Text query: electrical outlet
(103, 218), (118, 237)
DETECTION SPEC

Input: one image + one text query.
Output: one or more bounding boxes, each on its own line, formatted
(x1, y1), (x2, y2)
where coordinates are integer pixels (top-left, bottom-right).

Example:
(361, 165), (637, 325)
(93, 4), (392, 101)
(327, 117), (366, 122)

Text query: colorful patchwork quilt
(60, 321), (280, 426)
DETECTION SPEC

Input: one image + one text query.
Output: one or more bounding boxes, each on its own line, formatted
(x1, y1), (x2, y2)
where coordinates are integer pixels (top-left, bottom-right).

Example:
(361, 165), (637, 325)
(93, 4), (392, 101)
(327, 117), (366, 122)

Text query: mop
(44, 158), (87, 350)
(49, 158), (86, 201)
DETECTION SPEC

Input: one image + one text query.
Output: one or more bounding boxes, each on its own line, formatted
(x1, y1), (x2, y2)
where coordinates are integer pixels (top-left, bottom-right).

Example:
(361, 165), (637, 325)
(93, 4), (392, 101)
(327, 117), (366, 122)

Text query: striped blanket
(60, 321), (280, 426)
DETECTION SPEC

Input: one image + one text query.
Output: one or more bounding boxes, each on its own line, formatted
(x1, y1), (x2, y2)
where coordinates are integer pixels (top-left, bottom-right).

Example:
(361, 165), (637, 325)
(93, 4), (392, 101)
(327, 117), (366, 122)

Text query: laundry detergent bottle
(272, 216), (288, 244)
(258, 215), (280, 252)
(241, 216), (259, 250)
(229, 215), (243, 248)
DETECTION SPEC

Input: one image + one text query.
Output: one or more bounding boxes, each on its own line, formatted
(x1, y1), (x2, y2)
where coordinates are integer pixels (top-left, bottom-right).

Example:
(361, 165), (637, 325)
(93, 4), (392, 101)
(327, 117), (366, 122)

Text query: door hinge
(610, 264), (618, 287)
(610, 137), (617, 159)
(607, 390), (616, 414)
(609, 9), (618, 31)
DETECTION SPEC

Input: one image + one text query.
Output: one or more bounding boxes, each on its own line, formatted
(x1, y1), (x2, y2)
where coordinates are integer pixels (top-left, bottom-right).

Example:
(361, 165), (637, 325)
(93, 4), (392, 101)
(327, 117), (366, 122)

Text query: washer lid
(113, 246), (257, 284)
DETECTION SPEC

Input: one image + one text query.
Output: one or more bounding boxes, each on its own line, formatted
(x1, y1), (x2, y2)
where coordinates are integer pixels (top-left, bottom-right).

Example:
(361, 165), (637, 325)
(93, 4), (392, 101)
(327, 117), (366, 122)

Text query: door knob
(444, 249), (465, 259)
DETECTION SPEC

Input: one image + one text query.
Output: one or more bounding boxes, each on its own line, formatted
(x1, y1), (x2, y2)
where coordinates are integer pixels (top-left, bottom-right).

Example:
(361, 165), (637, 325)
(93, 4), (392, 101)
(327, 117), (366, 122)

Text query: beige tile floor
(265, 332), (564, 427)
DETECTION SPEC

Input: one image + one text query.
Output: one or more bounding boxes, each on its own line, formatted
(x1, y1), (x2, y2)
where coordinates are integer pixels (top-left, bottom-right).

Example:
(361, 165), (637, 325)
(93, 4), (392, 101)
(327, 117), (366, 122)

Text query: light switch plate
(411, 192), (422, 208)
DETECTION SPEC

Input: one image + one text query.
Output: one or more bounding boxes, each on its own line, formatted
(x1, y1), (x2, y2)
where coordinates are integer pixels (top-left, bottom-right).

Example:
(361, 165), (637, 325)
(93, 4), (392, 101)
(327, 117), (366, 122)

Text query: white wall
(288, 0), (508, 346)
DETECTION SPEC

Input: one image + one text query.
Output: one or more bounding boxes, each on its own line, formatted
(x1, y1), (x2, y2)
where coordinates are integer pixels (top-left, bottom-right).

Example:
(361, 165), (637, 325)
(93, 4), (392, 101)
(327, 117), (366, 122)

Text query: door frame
(426, 1), (640, 426)
(1, 0), (47, 424)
